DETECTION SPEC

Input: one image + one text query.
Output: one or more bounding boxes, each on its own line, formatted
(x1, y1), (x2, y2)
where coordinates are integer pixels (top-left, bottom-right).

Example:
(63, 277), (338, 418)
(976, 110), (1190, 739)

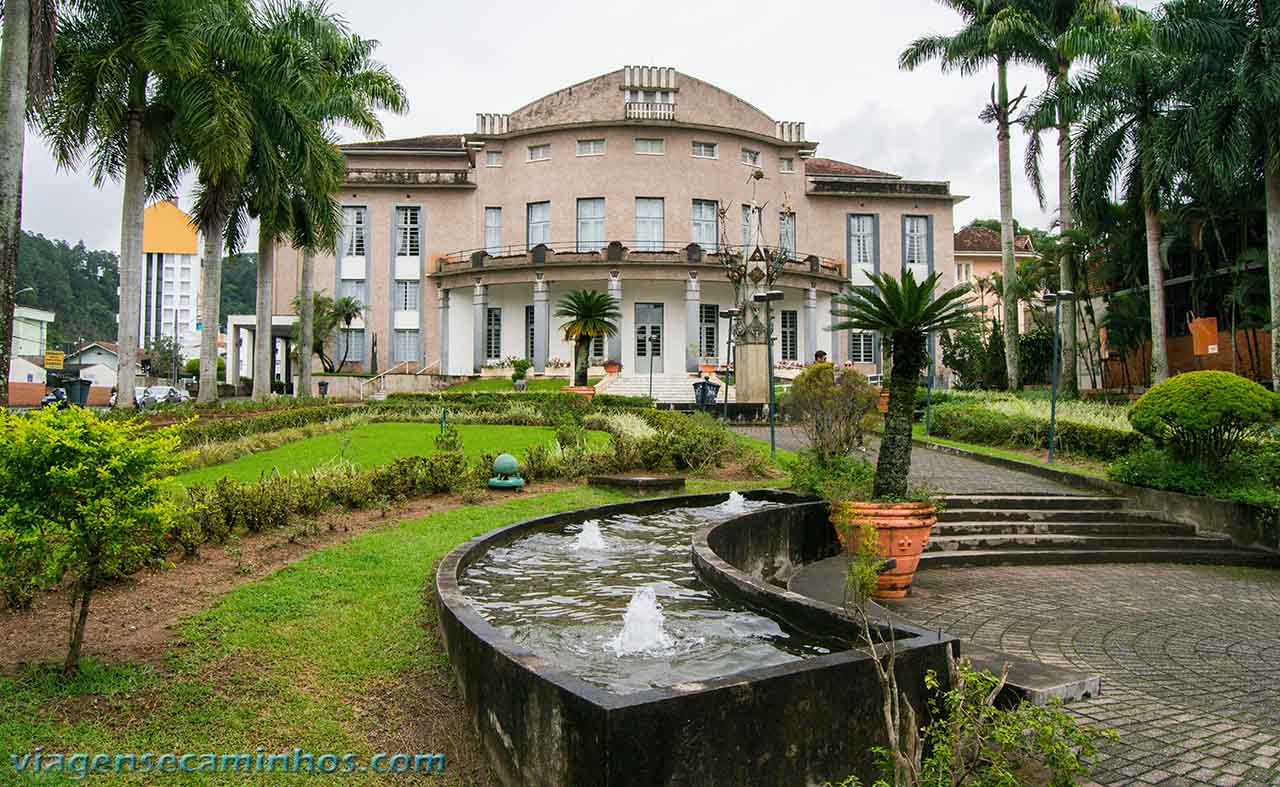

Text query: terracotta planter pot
(876, 388), (890, 414)
(603, 360), (622, 374)
(699, 363), (717, 374)
(830, 501), (937, 599)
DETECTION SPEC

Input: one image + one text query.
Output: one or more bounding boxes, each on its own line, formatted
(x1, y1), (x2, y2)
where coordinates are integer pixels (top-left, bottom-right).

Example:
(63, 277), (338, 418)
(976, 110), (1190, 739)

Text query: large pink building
(230, 66), (965, 394)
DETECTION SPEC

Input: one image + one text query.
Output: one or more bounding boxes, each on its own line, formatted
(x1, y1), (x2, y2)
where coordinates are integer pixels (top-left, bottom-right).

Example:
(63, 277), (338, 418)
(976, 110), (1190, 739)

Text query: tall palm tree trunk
(1057, 62), (1078, 397)
(115, 108), (148, 410)
(299, 249), (314, 397)
(0, 0), (31, 407)
(1267, 145), (1280, 391)
(252, 228), (274, 400)
(1143, 194), (1169, 384)
(875, 332), (920, 500)
(196, 216), (225, 405)
(996, 59), (1021, 390)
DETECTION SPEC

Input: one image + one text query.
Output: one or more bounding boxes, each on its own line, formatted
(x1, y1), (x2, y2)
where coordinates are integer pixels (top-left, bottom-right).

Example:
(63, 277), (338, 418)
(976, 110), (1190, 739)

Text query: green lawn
(442, 376), (599, 393)
(176, 423), (609, 487)
(0, 480), (767, 786)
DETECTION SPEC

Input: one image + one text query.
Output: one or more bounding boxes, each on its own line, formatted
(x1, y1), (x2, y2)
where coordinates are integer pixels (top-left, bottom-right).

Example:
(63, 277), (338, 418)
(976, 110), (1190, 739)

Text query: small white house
(77, 363), (118, 389)
(8, 356), (46, 385)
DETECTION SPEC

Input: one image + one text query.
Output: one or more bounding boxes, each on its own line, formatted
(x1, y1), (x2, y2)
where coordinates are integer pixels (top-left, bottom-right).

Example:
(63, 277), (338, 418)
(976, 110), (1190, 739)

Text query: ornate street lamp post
(1043, 290), (1075, 464)
(753, 290), (785, 457)
(719, 307), (741, 423)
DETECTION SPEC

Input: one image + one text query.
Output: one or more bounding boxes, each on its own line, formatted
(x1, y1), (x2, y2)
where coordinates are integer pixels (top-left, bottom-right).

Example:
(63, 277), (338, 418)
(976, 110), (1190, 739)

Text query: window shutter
(900, 216), (908, 276)
(926, 215), (935, 275)
(871, 215), (880, 276)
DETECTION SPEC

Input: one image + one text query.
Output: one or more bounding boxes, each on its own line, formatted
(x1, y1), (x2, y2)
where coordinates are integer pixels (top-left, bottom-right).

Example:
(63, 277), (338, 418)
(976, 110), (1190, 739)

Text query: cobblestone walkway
(887, 565), (1280, 786)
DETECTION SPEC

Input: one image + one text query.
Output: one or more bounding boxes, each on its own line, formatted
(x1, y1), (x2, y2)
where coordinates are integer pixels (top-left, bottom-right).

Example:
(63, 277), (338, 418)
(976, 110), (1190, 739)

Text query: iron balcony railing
(624, 102), (676, 121)
(434, 239), (845, 278)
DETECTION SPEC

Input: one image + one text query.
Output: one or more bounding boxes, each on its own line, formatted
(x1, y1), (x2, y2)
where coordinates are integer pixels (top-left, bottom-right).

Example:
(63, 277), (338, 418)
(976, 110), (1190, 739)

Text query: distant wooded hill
(15, 231), (257, 346)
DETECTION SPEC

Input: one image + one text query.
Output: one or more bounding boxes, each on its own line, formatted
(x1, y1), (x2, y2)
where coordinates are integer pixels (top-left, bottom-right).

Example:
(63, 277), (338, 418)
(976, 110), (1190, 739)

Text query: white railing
(359, 360), (413, 400)
(625, 102), (675, 121)
(416, 359), (440, 375)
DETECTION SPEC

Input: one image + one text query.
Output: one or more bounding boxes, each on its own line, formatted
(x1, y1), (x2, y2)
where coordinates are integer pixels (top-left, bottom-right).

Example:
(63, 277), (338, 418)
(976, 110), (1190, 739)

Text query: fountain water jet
(609, 586), (673, 656)
(720, 491), (748, 514)
(572, 520), (607, 551)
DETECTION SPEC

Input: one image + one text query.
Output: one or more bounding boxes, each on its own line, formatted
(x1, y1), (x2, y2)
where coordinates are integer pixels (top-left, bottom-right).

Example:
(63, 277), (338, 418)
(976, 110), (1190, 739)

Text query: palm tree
(1071, 11), (1179, 383)
(38, 0), (202, 410)
(901, 0), (1031, 390)
(832, 271), (973, 499)
(0, 0), (57, 407)
(555, 290), (620, 387)
(1159, 0), (1280, 391)
(332, 295), (364, 371)
(1012, 0), (1123, 397)
(291, 291), (337, 372)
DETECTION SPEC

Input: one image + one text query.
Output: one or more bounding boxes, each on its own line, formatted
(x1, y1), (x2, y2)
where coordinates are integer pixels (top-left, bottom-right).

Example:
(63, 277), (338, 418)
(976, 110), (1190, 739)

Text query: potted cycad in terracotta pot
(829, 270), (971, 598)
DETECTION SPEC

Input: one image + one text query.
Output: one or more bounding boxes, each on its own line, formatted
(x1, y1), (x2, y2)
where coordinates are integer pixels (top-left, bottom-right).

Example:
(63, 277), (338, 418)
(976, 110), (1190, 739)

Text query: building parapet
(622, 65), (676, 89)
(775, 121), (806, 143)
(808, 178), (953, 199)
(475, 113), (510, 135)
(344, 168), (476, 188)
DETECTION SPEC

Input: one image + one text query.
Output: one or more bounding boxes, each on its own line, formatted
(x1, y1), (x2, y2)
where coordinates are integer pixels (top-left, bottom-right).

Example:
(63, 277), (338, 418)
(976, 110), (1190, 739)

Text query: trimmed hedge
(1128, 371), (1278, 463)
(178, 404), (363, 447)
(382, 391), (654, 410)
(929, 402), (1140, 460)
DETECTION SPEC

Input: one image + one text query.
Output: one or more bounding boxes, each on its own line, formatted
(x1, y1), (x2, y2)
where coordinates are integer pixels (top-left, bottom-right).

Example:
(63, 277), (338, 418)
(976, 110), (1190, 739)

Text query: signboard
(1189, 316), (1219, 356)
(44, 350), (65, 370)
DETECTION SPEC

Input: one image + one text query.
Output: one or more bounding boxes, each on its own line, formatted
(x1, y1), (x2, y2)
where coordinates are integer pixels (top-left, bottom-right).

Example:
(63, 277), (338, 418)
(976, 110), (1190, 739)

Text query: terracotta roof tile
(342, 134), (467, 152)
(954, 225), (1035, 253)
(804, 157), (900, 179)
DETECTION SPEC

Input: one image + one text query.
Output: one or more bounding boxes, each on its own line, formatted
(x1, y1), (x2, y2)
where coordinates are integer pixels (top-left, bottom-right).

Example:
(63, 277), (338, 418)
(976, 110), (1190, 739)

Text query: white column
(436, 286), (450, 374)
(685, 271), (700, 373)
(472, 279), (487, 374)
(607, 271), (622, 365)
(225, 324), (239, 385)
(533, 274), (549, 373)
(804, 285), (818, 364)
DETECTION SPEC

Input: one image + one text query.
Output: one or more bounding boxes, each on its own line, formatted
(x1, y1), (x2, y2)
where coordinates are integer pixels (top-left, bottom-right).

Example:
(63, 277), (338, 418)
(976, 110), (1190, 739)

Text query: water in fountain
(719, 491), (748, 514)
(608, 586), (673, 656)
(572, 520), (607, 551)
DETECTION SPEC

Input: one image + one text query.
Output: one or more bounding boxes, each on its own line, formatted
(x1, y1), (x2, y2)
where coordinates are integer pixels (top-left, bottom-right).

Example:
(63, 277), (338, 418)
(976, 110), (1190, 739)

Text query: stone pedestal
(735, 342), (771, 403)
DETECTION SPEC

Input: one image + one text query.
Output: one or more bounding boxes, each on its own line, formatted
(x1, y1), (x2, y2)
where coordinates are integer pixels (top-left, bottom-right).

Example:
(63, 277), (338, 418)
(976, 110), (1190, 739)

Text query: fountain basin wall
(436, 491), (956, 787)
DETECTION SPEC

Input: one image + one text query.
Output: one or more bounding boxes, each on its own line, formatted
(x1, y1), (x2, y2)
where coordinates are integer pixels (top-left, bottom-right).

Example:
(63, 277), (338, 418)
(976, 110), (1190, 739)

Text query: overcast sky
(16, 0), (1158, 254)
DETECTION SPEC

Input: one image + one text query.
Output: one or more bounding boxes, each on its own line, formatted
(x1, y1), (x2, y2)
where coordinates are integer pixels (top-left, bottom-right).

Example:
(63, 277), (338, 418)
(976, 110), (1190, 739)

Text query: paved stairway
(597, 374), (737, 403)
(921, 493), (1276, 568)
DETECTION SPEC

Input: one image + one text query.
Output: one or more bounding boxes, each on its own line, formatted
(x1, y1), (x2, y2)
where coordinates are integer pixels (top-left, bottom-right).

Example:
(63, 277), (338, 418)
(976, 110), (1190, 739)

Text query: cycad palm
(832, 271), (972, 498)
(901, 0), (1031, 390)
(1071, 11), (1180, 383)
(332, 294), (364, 370)
(555, 290), (620, 387)
(37, 0), (204, 410)
(0, 0), (57, 407)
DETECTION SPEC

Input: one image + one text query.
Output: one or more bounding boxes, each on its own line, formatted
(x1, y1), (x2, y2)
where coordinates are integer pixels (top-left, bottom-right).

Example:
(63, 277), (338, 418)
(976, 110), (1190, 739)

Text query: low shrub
(382, 391), (653, 411)
(783, 363), (879, 462)
(1107, 444), (1215, 496)
(1128, 371), (1278, 464)
(929, 402), (1140, 460)
(788, 450), (875, 502)
(179, 404), (361, 447)
(434, 422), (464, 452)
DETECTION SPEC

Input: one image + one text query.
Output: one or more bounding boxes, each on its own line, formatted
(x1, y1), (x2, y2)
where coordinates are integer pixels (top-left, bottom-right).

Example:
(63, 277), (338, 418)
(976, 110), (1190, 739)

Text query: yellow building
(137, 198), (202, 358)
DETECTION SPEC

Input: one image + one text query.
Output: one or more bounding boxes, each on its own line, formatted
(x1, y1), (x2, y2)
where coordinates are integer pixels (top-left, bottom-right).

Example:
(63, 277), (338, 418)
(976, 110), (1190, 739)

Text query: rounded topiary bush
(1128, 371), (1278, 463)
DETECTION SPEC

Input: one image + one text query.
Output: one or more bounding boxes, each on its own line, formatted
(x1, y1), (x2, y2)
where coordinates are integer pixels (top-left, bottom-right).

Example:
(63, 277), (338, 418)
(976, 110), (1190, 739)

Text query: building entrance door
(635, 302), (664, 374)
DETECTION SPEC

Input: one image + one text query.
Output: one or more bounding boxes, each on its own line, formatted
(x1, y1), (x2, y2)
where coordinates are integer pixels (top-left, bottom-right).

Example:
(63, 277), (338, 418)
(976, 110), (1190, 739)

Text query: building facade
(11, 305), (55, 359)
(238, 67), (964, 391)
(953, 225), (1038, 331)
(138, 199), (203, 360)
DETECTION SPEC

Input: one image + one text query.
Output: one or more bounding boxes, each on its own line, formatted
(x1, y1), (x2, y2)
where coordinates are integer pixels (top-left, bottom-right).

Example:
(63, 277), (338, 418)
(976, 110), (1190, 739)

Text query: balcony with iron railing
(624, 102), (676, 121)
(433, 239), (846, 281)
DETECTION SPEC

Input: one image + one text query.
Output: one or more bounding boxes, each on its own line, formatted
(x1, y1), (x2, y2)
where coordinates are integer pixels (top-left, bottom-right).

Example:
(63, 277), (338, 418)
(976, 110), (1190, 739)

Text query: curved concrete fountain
(435, 490), (956, 787)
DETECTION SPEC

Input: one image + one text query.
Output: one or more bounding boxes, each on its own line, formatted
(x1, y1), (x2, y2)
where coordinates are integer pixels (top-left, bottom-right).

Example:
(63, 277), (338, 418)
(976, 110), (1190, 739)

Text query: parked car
(40, 388), (69, 409)
(142, 385), (190, 406)
(107, 389), (145, 408)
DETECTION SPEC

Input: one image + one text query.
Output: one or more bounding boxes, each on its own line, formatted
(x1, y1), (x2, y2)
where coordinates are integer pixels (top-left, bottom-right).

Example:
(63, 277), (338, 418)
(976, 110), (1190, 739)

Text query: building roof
(804, 157), (900, 180)
(67, 340), (119, 359)
(954, 225), (1036, 254)
(14, 305), (56, 323)
(342, 134), (468, 153)
(143, 199), (199, 255)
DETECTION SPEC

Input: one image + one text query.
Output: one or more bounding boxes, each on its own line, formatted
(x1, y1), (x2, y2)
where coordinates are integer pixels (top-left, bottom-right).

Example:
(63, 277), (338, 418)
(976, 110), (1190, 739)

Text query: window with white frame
(393, 329), (419, 364)
(576, 139), (605, 156)
(699, 303), (719, 360)
(740, 204), (753, 248)
(691, 141), (718, 159)
(779, 212), (796, 259)
(635, 198), (664, 250)
(956, 261), (974, 284)
(576, 198), (605, 252)
(396, 206), (420, 257)
(740, 147), (760, 166)
(904, 216), (931, 277)
(626, 89), (673, 103)
(340, 328), (365, 363)
(342, 206), (366, 256)
(848, 214), (877, 284)
(780, 157), (795, 173)
(484, 207), (502, 255)
(692, 199), (718, 252)
(527, 143), (550, 162)
(525, 305), (535, 360)
(850, 331), (876, 364)
(395, 281), (419, 312)
(337, 279), (364, 303)
(527, 202), (550, 249)
(780, 310), (798, 361)
(590, 334), (605, 360)
(486, 150), (503, 167)
(634, 137), (665, 155)
(485, 307), (502, 361)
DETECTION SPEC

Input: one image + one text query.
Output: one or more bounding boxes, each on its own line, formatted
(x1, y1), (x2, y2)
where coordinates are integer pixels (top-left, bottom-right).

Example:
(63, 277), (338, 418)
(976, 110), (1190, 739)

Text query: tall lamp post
(1043, 290), (1075, 464)
(719, 307), (740, 423)
(752, 290), (785, 457)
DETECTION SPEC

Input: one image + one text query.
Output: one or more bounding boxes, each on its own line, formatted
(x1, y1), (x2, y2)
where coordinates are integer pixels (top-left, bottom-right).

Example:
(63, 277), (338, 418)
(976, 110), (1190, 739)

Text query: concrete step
(919, 547), (1279, 569)
(934, 521), (1199, 537)
(941, 495), (1128, 511)
(925, 533), (1235, 554)
(938, 508), (1168, 524)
